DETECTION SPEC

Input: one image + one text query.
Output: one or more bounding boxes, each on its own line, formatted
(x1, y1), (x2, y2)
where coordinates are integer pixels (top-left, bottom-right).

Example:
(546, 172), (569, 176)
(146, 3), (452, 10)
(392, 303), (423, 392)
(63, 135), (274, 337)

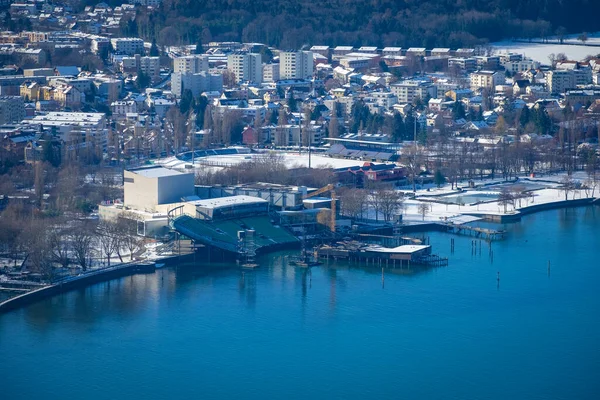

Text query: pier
(439, 223), (505, 240)
(315, 241), (448, 268)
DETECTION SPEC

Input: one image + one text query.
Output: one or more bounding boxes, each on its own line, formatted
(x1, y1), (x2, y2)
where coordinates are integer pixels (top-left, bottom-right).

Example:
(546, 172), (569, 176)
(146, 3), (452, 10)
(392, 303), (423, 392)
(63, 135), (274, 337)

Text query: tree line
(120, 0), (600, 49)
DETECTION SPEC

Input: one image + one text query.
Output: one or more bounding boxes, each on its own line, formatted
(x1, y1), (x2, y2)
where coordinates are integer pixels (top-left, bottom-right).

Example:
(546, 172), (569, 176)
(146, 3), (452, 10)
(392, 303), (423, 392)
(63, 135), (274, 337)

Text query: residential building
(470, 71), (504, 90)
(448, 57), (477, 72)
(279, 51), (313, 80)
(227, 52), (262, 84)
(111, 100), (137, 115)
(121, 55), (160, 81)
(171, 71), (223, 98)
(262, 63), (280, 83)
(310, 46), (330, 58)
(20, 82), (40, 101)
(547, 70), (574, 94)
(0, 96), (25, 124)
(53, 86), (82, 109)
(475, 56), (500, 70)
(173, 55), (209, 74)
(390, 80), (437, 104)
(25, 112), (108, 152)
(110, 37), (144, 55)
(502, 58), (540, 74)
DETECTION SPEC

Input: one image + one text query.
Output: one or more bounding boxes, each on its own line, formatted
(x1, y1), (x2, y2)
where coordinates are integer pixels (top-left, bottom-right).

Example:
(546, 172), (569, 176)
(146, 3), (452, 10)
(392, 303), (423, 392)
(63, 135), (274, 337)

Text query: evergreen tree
(149, 39), (160, 56)
(194, 40), (204, 55)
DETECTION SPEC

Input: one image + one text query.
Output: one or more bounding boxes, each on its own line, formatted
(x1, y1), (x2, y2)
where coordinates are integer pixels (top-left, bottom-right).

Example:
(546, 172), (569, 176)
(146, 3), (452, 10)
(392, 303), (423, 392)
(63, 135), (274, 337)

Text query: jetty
(439, 223), (505, 240)
(315, 240), (448, 267)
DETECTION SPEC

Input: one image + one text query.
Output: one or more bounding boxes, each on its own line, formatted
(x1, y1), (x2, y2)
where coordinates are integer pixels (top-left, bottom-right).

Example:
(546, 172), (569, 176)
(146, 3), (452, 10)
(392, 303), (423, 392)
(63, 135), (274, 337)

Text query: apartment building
(390, 80), (437, 104)
(25, 112), (108, 151)
(121, 55), (160, 81)
(0, 96), (25, 124)
(110, 38), (144, 55)
(227, 52), (262, 84)
(547, 70), (575, 94)
(262, 63), (280, 83)
(279, 51), (313, 80)
(171, 71), (223, 98)
(470, 70), (504, 90)
(173, 55), (209, 74)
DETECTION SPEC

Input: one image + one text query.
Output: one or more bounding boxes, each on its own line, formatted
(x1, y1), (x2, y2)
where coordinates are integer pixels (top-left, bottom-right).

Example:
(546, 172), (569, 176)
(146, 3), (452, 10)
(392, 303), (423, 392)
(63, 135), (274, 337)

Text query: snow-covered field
(491, 33), (600, 63)
(157, 152), (366, 171)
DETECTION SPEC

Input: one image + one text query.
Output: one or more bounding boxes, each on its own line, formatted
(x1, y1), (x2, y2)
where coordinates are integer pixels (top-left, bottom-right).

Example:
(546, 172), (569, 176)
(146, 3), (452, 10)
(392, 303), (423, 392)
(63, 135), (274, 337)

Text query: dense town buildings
(0, 1), (597, 173)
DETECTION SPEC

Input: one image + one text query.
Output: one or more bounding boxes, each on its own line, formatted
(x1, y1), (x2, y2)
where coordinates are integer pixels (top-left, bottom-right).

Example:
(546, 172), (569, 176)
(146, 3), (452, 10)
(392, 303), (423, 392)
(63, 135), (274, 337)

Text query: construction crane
(303, 184), (336, 232)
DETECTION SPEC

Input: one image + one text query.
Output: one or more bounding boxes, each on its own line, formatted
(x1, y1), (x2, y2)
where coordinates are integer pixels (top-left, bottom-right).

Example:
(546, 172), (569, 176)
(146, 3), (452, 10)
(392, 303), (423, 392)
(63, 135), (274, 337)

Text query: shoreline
(0, 253), (196, 315)
(1, 199), (598, 315)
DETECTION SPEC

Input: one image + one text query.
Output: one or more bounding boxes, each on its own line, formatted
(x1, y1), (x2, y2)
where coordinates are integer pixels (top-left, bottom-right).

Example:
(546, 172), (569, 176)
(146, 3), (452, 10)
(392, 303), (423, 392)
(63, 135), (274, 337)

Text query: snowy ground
(491, 33), (600, 63)
(156, 152), (367, 172)
(400, 173), (597, 224)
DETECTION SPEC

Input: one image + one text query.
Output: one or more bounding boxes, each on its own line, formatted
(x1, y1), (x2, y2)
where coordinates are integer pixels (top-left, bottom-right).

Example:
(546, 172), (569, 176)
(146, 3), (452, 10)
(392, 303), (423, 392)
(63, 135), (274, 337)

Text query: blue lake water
(1, 206), (599, 400)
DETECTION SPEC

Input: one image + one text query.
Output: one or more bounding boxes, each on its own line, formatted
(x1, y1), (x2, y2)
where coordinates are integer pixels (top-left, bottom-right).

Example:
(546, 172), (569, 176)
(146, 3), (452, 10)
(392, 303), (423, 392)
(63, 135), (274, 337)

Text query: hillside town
(0, 1), (599, 287)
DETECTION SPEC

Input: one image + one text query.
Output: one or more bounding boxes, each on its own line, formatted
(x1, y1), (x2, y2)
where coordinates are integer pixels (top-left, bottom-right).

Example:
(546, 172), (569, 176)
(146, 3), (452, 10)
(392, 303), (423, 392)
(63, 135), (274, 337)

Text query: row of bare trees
(0, 210), (143, 282)
(338, 185), (405, 223)
(402, 129), (600, 192)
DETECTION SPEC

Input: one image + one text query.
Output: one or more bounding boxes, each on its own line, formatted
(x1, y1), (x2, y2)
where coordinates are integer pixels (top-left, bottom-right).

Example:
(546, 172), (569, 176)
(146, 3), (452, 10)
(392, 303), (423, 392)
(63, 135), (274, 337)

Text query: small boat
(155, 262), (166, 269)
(289, 252), (321, 268)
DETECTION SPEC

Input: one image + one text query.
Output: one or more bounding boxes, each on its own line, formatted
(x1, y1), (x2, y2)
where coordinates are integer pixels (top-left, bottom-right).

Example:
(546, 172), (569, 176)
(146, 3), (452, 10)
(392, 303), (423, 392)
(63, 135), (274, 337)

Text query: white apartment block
(171, 71), (223, 98)
(263, 63), (280, 83)
(173, 55), (209, 74)
(366, 92), (398, 111)
(110, 38), (144, 55)
(503, 59), (540, 74)
(279, 51), (314, 80)
(227, 53), (262, 84)
(470, 71), (504, 91)
(547, 70), (574, 94)
(390, 81), (438, 104)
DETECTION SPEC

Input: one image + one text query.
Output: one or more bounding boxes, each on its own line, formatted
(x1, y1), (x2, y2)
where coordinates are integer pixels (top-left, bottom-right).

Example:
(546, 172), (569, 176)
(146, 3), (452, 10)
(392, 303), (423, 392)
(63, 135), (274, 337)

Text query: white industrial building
(123, 166), (195, 212)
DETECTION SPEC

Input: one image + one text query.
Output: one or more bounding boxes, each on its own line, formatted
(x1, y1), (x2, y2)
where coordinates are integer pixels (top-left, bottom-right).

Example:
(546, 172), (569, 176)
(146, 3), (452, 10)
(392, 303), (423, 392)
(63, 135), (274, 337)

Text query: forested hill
(111, 0), (600, 48)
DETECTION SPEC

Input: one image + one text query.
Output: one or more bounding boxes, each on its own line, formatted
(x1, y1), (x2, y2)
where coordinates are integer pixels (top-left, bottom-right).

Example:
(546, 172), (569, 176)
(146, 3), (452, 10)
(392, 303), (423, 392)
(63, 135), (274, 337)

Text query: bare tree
(560, 175), (576, 201)
(97, 222), (119, 267)
(71, 223), (95, 271)
(378, 190), (404, 222)
(339, 188), (367, 220)
(49, 228), (70, 269)
(117, 213), (143, 261)
(401, 144), (423, 193)
(418, 202), (431, 221)
(497, 187), (515, 213)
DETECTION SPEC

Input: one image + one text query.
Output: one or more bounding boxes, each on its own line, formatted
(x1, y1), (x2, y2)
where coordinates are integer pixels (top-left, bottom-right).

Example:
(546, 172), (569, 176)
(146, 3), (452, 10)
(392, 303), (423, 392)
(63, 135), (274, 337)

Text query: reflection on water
(1, 206), (599, 400)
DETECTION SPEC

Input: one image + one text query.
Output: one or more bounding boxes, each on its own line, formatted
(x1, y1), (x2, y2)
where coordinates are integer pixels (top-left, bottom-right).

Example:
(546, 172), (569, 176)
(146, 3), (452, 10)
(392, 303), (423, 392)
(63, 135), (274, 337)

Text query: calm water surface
(1, 207), (599, 400)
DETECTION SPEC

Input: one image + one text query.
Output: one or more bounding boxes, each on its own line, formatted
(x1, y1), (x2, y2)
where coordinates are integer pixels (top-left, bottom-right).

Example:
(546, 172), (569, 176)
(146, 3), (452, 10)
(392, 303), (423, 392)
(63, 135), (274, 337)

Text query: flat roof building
(124, 166), (195, 212)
